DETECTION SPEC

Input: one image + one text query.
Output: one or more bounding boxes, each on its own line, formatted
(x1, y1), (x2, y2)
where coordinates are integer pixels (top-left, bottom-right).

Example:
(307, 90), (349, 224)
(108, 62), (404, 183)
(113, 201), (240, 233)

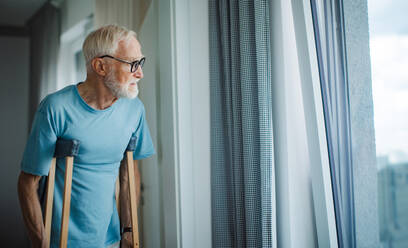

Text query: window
(57, 16), (93, 90)
(368, 1), (408, 247)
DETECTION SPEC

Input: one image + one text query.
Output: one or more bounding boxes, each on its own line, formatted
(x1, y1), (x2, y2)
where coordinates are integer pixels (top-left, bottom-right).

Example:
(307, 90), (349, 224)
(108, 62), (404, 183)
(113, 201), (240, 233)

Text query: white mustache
(128, 79), (140, 85)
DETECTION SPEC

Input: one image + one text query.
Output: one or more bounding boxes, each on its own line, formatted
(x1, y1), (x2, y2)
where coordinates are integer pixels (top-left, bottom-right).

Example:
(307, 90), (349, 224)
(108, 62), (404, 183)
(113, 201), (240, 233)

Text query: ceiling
(0, 0), (48, 26)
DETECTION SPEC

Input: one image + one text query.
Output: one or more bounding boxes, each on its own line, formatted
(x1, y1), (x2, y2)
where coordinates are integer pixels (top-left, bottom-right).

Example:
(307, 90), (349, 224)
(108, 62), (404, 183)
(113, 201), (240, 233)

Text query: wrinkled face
(104, 36), (144, 99)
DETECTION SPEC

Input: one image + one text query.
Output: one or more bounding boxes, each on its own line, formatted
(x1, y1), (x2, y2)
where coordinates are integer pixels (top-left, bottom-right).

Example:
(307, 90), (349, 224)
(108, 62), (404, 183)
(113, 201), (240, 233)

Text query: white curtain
(94, 0), (151, 32)
(27, 2), (60, 124)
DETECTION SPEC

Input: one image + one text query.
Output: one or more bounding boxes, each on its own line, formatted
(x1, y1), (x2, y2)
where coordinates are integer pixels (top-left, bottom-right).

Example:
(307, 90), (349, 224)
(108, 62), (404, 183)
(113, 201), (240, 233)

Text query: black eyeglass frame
(99, 55), (146, 73)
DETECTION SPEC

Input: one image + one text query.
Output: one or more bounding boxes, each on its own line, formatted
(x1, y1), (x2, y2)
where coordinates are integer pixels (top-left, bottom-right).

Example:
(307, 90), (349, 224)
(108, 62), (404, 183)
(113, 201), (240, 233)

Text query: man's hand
(120, 232), (133, 248)
(119, 159), (140, 247)
(17, 171), (47, 248)
(119, 159), (141, 217)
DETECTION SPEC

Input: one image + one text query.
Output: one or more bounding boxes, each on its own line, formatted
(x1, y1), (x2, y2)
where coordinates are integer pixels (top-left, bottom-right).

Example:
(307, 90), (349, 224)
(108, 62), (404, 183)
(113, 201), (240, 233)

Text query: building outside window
(368, 0), (408, 247)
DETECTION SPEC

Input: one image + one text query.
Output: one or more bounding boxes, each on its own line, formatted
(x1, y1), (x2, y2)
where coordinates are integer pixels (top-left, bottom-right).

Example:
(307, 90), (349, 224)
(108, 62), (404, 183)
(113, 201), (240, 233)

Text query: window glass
(57, 17), (93, 89)
(368, 1), (408, 247)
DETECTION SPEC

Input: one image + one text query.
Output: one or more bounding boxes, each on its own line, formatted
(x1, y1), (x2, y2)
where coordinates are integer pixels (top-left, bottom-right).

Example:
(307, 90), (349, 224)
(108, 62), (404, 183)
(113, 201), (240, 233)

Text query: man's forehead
(116, 37), (143, 59)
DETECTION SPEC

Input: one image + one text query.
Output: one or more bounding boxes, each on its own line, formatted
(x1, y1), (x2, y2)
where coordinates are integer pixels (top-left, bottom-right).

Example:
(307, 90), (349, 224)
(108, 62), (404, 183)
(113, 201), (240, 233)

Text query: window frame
(290, 0), (339, 246)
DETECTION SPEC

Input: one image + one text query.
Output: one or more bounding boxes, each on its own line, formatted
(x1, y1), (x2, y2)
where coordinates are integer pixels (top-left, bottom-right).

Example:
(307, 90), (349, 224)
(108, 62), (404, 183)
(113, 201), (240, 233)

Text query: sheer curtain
(209, 1), (275, 247)
(27, 2), (60, 124)
(310, 0), (355, 247)
(94, 0), (151, 32)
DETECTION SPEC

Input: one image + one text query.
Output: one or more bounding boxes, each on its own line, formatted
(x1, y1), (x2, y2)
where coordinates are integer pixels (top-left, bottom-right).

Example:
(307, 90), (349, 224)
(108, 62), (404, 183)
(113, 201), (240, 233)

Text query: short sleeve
(132, 108), (155, 160)
(21, 108), (57, 176)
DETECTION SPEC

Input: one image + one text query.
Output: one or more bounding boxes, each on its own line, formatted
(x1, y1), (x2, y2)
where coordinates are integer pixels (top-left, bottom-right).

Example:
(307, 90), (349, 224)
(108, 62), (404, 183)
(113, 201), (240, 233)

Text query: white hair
(82, 24), (137, 70)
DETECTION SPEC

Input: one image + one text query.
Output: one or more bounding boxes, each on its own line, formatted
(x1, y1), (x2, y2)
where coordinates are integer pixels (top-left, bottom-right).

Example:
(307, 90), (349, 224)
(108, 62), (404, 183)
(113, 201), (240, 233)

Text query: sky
(367, 0), (408, 163)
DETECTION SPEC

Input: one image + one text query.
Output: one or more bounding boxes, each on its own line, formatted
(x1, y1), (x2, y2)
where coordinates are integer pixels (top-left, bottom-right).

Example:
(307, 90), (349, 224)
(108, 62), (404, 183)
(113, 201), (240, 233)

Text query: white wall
(137, 0), (211, 247)
(137, 1), (162, 247)
(188, 0), (211, 247)
(172, 0), (211, 247)
(0, 36), (30, 247)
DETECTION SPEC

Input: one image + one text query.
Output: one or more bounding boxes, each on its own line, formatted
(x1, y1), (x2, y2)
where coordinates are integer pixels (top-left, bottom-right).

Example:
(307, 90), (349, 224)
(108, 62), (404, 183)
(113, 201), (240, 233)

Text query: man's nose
(134, 67), (143, 78)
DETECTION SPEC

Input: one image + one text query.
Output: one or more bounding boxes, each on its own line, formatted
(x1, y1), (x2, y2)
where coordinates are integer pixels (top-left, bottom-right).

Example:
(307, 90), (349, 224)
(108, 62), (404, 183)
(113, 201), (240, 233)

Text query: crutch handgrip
(126, 136), (137, 151)
(54, 139), (80, 158)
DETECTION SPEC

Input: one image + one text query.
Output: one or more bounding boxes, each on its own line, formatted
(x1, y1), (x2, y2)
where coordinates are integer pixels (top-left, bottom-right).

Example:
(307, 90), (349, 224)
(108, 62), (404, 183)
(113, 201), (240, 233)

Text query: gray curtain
(310, 0), (355, 247)
(209, 1), (274, 247)
(27, 2), (60, 124)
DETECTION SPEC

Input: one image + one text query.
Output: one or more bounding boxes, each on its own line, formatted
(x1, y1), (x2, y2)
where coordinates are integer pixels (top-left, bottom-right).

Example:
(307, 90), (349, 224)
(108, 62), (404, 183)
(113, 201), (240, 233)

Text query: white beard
(104, 71), (140, 99)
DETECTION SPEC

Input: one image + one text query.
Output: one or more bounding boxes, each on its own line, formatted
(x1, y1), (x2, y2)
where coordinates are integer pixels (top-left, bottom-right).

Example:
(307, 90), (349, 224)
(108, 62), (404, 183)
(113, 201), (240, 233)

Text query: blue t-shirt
(21, 83), (155, 247)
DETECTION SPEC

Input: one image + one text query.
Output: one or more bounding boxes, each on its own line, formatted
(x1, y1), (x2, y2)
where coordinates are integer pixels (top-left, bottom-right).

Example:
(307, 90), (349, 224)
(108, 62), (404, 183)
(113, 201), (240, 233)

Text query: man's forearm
(17, 172), (46, 248)
(119, 162), (132, 227)
(119, 159), (141, 227)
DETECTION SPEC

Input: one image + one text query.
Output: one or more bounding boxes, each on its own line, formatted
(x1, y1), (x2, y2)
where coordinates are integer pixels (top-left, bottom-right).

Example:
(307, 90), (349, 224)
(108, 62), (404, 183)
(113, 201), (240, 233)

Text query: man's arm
(17, 171), (47, 248)
(119, 159), (141, 246)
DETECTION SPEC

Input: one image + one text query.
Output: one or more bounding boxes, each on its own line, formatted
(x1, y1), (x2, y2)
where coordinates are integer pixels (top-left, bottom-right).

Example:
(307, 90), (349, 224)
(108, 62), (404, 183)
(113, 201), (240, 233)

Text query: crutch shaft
(59, 156), (74, 248)
(126, 151), (139, 248)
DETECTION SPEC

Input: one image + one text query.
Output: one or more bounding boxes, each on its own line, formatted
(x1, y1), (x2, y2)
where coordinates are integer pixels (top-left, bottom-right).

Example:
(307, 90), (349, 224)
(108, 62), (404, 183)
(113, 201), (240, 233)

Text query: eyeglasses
(99, 55), (146, 73)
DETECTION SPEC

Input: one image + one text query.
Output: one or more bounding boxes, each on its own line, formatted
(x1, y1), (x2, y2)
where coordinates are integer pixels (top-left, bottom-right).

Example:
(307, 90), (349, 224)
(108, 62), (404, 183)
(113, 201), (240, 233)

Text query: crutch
(120, 136), (140, 248)
(43, 138), (139, 247)
(43, 139), (80, 248)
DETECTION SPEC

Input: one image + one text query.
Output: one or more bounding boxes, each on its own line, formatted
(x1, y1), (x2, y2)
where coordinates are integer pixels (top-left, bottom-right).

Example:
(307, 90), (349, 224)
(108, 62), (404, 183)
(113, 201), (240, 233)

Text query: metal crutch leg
(44, 139), (80, 248)
(125, 137), (140, 248)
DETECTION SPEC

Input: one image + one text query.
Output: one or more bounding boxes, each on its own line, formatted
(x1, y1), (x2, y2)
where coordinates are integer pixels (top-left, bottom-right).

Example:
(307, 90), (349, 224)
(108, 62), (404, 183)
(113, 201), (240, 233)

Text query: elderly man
(17, 25), (154, 248)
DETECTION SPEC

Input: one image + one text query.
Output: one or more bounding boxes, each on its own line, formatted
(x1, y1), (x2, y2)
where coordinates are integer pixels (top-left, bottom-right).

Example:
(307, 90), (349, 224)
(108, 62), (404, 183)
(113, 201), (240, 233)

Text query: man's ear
(91, 58), (108, 76)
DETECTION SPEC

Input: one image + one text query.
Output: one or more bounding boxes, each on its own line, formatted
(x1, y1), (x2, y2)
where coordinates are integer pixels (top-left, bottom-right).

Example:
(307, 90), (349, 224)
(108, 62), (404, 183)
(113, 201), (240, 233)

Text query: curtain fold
(27, 2), (60, 125)
(94, 0), (151, 32)
(310, 0), (355, 247)
(209, 1), (275, 247)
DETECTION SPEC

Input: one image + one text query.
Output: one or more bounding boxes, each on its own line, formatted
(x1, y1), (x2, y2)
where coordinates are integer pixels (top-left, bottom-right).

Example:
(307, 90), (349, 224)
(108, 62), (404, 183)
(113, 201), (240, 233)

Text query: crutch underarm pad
(126, 136), (137, 151)
(54, 139), (80, 158)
